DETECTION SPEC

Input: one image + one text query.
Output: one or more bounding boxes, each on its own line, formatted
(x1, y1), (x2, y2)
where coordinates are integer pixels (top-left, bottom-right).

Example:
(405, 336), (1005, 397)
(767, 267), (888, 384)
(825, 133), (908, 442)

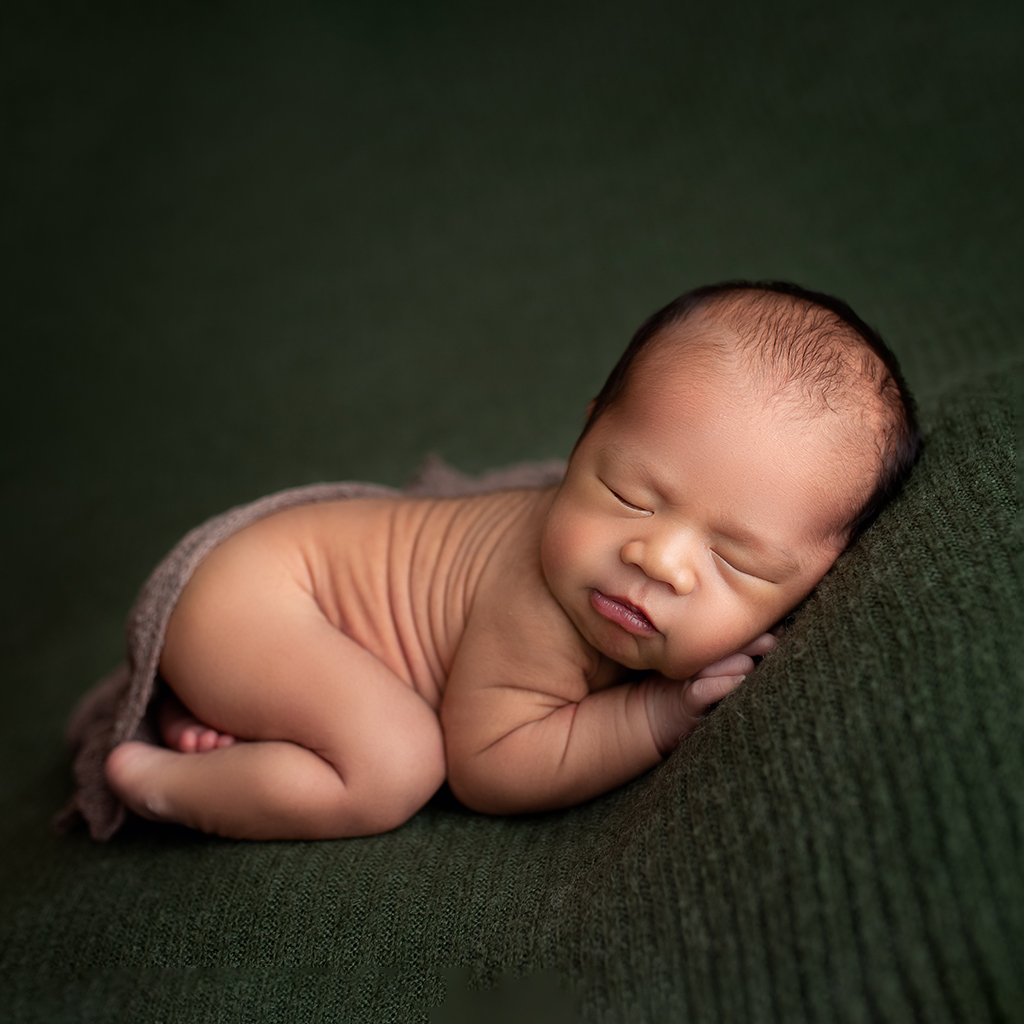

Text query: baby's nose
(621, 536), (696, 595)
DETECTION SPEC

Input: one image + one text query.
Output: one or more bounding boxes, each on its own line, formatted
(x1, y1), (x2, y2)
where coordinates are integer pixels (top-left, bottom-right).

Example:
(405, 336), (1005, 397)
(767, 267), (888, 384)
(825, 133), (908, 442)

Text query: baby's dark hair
(583, 281), (921, 542)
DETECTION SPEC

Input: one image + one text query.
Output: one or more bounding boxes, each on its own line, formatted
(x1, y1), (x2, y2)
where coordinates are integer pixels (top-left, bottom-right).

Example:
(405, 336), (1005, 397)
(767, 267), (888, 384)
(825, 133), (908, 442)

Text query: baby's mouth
(589, 590), (660, 637)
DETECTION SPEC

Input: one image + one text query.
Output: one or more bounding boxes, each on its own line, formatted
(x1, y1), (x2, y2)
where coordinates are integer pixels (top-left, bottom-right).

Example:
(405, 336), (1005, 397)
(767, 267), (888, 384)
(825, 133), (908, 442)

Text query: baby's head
(582, 281), (920, 543)
(542, 281), (920, 679)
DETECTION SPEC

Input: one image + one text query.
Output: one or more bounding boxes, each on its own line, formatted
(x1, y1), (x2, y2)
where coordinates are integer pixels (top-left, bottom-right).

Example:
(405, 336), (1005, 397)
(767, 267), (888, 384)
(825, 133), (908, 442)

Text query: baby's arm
(442, 631), (773, 815)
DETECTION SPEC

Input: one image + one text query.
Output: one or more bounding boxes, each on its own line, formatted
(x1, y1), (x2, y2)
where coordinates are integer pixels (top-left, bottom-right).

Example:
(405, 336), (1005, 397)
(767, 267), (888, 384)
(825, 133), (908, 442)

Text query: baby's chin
(581, 612), (724, 681)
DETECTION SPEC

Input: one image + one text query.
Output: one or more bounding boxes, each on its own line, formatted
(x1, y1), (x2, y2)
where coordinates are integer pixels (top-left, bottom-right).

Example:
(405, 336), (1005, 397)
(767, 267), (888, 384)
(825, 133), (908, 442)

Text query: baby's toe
(174, 726), (199, 753)
(195, 729), (221, 752)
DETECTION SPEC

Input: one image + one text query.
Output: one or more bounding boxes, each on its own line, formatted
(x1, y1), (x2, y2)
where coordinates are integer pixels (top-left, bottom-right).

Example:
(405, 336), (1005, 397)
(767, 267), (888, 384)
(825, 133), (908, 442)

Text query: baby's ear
(585, 399), (596, 422)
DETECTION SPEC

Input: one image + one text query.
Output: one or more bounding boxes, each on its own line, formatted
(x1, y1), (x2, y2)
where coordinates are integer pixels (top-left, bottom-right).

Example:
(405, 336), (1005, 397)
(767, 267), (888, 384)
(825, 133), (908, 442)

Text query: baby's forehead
(612, 337), (882, 536)
(626, 326), (774, 410)
(596, 403), (868, 551)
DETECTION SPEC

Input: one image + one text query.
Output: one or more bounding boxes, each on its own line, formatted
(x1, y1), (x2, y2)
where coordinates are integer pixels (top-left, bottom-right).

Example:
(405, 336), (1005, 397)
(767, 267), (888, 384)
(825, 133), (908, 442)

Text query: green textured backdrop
(1, 1), (1020, 1021)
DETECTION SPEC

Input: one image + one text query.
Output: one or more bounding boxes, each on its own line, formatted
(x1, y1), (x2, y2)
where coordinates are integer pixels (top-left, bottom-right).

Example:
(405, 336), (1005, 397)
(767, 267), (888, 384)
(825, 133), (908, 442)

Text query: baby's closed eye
(605, 485), (650, 514)
(712, 550), (774, 584)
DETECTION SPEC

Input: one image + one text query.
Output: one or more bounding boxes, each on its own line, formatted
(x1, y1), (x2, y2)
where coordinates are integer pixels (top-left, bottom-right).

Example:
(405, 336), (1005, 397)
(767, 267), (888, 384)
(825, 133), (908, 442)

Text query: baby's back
(173, 489), (554, 709)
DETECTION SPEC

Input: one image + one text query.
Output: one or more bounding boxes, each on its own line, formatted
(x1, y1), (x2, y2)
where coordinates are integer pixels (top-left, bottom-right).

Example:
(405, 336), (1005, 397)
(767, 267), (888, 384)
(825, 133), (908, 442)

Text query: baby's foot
(158, 693), (236, 752)
(105, 741), (175, 822)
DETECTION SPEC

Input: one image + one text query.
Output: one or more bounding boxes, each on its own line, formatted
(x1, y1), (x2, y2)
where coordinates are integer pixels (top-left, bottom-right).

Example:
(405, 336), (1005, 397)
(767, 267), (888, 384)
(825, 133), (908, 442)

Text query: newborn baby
(105, 281), (919, 840)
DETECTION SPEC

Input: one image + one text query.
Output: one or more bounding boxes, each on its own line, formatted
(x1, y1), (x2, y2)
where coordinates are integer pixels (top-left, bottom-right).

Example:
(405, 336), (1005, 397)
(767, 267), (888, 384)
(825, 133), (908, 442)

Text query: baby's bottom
(104, 552), (446, 840)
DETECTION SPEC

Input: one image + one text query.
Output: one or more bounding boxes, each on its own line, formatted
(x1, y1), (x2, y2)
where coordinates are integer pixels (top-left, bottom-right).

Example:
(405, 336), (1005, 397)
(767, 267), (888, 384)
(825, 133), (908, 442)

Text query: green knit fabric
(2, 1), (1020, 1021)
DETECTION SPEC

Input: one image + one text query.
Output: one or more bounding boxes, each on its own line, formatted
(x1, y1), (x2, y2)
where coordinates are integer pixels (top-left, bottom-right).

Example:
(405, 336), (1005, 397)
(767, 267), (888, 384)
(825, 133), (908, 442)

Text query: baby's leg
(105, 541), (446, 840)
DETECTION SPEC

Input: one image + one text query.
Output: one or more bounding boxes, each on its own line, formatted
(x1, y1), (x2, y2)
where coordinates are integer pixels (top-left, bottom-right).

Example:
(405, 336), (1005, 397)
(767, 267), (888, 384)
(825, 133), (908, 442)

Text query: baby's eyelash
(609, 489), (648, 513)
(713, 551), (773, 584)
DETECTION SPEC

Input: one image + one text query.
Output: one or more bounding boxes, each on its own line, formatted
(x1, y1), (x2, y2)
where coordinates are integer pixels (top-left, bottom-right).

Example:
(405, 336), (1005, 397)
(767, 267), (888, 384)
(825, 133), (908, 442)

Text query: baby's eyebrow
(600, 441), (638, 465)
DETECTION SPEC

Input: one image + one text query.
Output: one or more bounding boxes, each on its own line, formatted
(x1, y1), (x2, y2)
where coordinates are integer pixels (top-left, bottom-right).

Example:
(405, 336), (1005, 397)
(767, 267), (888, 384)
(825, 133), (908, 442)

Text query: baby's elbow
(445, 748), (530, 816)
(446, 753), (503, 815)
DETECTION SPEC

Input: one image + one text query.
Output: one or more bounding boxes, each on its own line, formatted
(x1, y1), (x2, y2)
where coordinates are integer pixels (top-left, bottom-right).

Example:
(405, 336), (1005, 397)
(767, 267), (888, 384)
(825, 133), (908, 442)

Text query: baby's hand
(644, 632), (777, 755)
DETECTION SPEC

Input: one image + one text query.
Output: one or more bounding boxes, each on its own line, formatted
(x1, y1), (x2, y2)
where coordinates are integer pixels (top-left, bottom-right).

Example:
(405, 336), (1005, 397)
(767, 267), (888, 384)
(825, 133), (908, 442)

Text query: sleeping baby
(104, 281), (920, 839)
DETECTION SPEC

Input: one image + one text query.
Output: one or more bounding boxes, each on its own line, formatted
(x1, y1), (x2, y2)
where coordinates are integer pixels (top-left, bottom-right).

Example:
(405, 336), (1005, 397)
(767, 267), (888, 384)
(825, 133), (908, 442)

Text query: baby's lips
(589, 589), (660, 637)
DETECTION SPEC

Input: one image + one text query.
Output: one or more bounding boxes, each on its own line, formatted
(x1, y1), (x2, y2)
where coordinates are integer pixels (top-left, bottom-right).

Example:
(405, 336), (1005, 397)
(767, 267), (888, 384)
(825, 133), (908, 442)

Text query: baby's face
(541, 344), (867, 680)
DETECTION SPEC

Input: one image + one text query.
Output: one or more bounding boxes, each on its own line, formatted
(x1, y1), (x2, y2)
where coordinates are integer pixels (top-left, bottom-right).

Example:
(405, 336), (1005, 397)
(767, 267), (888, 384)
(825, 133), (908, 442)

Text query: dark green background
(2, 1), (1020, 1021)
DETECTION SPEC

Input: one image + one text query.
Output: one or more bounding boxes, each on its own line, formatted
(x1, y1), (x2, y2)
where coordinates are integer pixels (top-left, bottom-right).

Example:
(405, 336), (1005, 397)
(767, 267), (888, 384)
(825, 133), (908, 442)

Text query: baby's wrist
(641, 675), (696, 757)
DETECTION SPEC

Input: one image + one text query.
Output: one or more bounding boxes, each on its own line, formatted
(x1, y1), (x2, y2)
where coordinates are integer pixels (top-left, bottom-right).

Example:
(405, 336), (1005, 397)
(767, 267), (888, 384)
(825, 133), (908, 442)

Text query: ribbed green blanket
(2, 1), (1020, 1020)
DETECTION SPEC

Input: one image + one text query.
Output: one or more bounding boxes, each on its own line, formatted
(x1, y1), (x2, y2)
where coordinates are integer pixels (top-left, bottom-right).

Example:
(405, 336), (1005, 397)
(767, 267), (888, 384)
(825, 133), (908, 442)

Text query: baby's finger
(694, 653), (754, 678)
(737, 633), (777, 657)
(684, 673), (747, 716)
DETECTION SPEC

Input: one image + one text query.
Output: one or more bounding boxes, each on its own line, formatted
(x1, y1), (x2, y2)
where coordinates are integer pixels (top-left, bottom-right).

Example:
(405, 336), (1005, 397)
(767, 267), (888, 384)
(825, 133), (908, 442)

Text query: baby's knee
(345, 727), (447, 833)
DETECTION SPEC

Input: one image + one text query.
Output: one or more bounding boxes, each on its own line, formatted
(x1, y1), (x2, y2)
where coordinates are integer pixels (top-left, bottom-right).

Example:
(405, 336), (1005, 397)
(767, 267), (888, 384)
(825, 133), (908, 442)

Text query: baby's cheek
(538, 526), (564, 586)
(539, 513), (582, 582)
(666, 621), (753, 680)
